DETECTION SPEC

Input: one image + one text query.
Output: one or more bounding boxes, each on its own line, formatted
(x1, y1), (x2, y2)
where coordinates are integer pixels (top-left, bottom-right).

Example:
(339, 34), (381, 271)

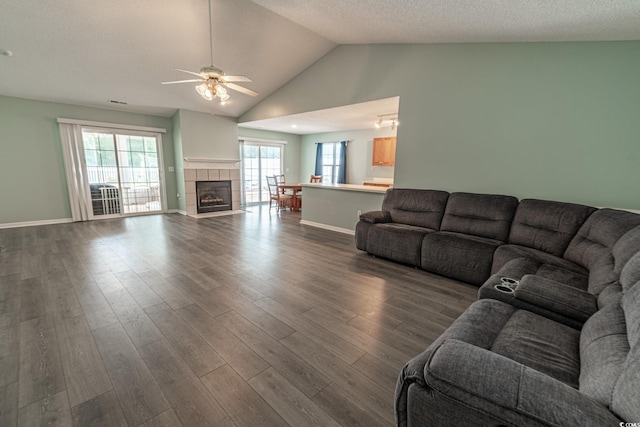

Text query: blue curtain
(337, 141), (347, 184)
(314, 143), (323, 176)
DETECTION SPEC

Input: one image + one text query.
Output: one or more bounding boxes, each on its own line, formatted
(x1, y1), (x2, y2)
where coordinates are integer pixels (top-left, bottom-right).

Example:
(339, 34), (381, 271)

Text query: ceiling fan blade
(176, 68), (206, 78)
(226, 83), (258, 97)
(222, 75), (252, 83)
(161, 79), (203, 85)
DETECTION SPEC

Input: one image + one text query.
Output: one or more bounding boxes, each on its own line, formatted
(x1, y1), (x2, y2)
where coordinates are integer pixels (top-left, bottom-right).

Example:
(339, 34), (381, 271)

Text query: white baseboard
(188, 210), (246, 219)
(169, 209), (187, 215)
(300, 220), (355, 235)
(0, 217), (74, 229)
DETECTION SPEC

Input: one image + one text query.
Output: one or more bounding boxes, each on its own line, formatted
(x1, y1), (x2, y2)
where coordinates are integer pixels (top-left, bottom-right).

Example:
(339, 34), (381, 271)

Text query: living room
(1, 1), (640, 426)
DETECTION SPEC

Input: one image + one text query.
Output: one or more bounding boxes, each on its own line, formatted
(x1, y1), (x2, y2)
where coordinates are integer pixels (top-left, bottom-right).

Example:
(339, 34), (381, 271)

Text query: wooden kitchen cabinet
(372, 137), (396, 166)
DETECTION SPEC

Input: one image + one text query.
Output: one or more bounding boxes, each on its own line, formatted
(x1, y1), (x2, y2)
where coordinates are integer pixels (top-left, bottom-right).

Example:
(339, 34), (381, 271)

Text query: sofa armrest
(514, 275), (598, 322)
(359, 210), (391, 224)
(422, 339), (619, 426)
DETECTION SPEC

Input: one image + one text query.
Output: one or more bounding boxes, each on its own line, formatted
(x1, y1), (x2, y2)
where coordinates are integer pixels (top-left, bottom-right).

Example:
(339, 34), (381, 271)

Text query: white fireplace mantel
(183, 157), (240, 170)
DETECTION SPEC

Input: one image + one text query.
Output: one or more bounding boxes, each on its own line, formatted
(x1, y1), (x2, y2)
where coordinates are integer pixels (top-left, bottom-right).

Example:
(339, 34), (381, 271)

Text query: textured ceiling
(253, 0), (640, 44)
(0, 0), (639, 125)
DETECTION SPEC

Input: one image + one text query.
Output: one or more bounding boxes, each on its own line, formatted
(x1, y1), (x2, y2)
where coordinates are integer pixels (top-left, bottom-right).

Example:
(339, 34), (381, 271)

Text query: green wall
(238, 127), (302, 183)
(0, 95), (177, 224)
(241, 42), (640, 209)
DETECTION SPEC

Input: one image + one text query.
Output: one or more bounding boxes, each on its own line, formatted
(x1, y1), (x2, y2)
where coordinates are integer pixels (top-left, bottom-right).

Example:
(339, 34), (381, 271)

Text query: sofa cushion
(621, 276), (640, 348)
(611, 279), (640, 421)
(508, 199), (595, 257)
(612, 224), (640, 275)
(492, 244), (588, 279)
(421, 231), (502, 285)
(440, 192), (518, 242)
(564, 208), (640, 270)
(620, 251), (640, 292)
(490, 310), (581, 388)
(382, 188), (449, 229)
(579, 302), (629, 406)
(597, 283), (623, 308)
(612, 343), (640, 422)
(587, 253), (618, 295)
(366, 223), (432, 266)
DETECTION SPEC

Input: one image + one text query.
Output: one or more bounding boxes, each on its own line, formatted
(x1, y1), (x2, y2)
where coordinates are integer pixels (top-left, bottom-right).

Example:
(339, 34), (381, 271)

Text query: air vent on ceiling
(109, 99), (128, 105)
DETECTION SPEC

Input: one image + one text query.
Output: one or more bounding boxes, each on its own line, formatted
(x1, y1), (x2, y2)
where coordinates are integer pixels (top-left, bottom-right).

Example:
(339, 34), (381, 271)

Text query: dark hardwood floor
(0, 205), (478, 426)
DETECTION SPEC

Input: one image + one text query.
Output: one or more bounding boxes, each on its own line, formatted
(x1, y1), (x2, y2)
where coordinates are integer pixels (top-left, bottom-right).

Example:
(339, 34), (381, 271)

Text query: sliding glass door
(82, 129), (164, 218)
(240, 141), (284, 205)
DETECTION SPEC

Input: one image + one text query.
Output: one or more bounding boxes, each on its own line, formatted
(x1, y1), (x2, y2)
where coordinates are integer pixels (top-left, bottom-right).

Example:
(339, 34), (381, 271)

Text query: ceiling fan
(161, 0), (258, 104)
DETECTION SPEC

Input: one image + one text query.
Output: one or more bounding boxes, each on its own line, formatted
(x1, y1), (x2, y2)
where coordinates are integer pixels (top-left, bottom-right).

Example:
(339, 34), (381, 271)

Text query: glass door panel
(240, 143), (283, 205)
(82, 130), (163, 218)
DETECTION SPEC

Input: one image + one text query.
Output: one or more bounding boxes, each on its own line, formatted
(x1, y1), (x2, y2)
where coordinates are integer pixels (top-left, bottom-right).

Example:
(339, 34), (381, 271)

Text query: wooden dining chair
(310, 175), (322, 183)
(266, 175), (292, 211)
(275, 174), (290, 194)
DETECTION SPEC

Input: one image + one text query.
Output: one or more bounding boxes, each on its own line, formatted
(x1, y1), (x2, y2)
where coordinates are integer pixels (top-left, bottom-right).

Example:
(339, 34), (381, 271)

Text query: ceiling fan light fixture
(196, 82), (213, 100)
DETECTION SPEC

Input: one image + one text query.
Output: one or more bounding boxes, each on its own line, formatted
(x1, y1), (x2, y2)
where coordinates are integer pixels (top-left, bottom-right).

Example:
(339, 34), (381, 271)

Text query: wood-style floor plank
(92, 322), (169, 425)
(201, 364), (288, 427)
(18, 316), (65, 408)
(138, 339), (233, 427)
(102, 288), (163, 348)
(248, 367), (341, 427)
(71, 390), (128, 427)
(216, 310), (331, 398)
(17, 390), (72, 426)
(0, 381), (18, 427)
(55, 314), (112, 407)
(175, 303), (269, 381)
(144, 303), (226, 377)
(281, 331), (395, 424)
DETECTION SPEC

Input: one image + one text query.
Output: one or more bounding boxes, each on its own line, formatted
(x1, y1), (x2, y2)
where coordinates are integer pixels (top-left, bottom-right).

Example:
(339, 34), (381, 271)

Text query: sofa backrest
(611, 253), (640, 421)
(612, 225), (640, 275)
(581, 251), (640, 422)
(381, 188), (450, 230)
(564, 209), (640, 270)
(508, 199), (595, 257)
(439, 192), (518, 242)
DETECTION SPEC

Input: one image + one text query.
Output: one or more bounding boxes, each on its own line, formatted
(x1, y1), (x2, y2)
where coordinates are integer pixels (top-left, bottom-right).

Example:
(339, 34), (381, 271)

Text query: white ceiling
(239, 96), (400, 134)
(1, 0), (639, 130)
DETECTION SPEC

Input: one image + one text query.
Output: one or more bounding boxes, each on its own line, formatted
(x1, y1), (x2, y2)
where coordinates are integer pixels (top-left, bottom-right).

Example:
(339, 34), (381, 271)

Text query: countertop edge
(300, 183), (389, 194)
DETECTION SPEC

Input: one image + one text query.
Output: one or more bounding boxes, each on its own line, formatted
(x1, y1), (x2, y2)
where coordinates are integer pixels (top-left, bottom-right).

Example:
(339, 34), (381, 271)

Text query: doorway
(82, 129), (165, 218)
(240, 141), (284, 205)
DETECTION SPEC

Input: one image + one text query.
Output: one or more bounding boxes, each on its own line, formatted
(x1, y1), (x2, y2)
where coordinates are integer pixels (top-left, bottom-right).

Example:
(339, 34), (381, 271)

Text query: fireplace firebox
(195, 180), (232, 213)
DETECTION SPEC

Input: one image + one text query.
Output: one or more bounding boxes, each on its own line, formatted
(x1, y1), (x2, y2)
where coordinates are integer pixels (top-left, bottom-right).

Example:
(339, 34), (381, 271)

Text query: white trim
(300, 220), (355, 235)
(57, 118), (166, 133)
(183, 157), (241, 163)
(168, 209), (185, 215)
(239, 137), (287, 145)
(0, 218), (73, 229)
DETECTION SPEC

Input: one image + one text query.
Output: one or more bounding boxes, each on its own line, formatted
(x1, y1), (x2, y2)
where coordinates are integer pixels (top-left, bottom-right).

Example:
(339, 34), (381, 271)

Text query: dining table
(277, 183), (303, 212)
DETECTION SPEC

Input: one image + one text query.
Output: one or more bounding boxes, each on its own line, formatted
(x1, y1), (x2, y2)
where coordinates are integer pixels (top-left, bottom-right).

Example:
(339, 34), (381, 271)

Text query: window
(322, 142), (341, 184)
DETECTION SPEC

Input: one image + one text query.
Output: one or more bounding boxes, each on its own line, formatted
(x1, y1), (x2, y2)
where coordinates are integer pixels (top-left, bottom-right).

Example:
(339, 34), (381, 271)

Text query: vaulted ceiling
(1, 0), (639, 120)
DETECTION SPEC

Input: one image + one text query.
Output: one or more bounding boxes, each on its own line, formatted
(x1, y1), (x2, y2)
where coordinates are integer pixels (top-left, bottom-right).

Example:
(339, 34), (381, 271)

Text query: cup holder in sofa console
(494, 277), (519, 293)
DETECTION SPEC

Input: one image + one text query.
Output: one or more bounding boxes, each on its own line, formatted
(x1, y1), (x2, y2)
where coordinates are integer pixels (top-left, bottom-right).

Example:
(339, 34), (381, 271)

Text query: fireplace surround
(184, 163), (241, 216)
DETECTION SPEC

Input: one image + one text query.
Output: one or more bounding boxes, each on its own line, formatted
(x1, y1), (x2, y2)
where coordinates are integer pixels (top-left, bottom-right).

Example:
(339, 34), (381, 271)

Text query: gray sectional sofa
(355, 188), (640, 426)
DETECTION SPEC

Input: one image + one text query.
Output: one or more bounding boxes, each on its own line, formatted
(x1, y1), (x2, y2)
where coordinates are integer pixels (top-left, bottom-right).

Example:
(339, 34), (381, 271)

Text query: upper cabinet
(372, 137), (396, 166)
